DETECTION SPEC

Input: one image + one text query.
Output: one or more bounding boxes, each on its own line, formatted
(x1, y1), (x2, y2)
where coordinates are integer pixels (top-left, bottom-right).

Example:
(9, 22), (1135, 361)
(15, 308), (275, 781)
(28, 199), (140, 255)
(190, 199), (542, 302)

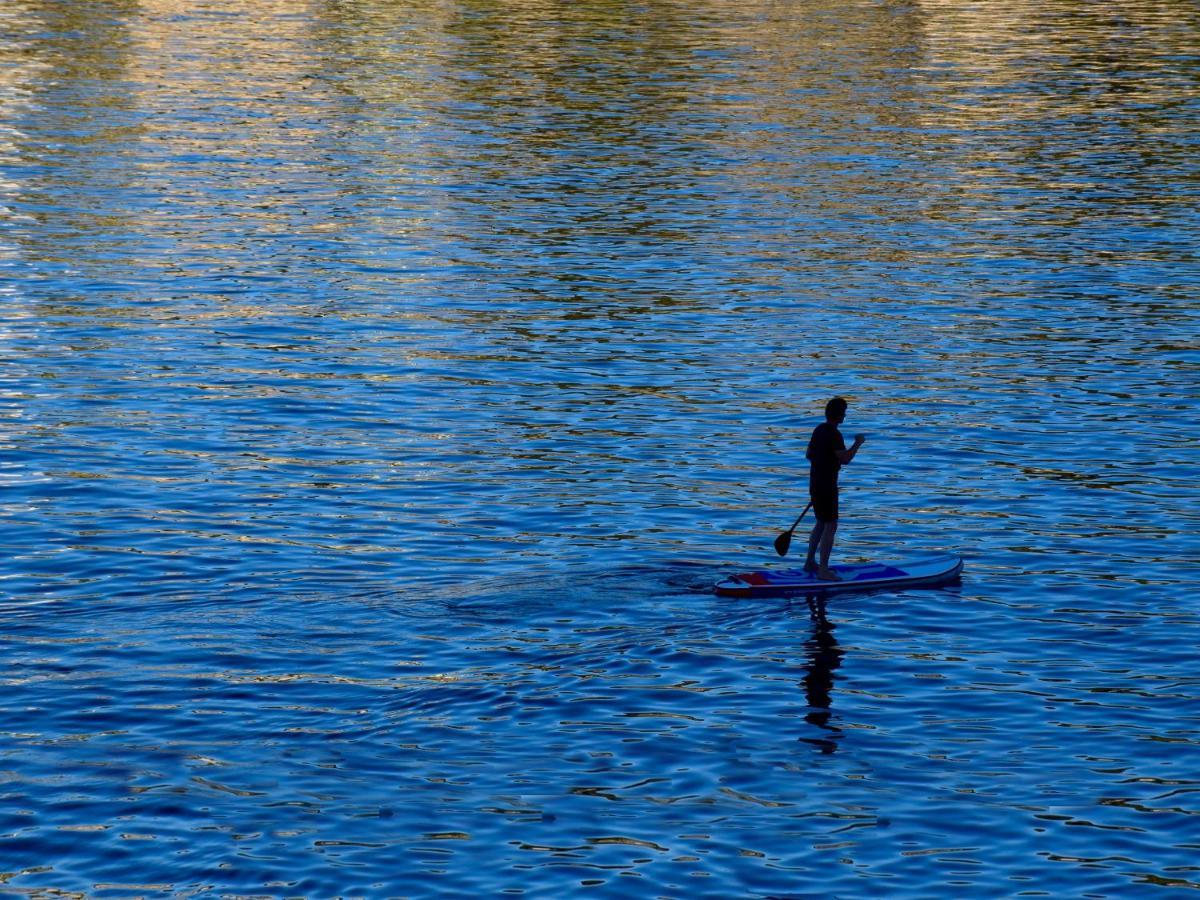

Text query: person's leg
(815, 490), (840, 580)
(817, 520), (840, 580)
(804, 520), (825, 573)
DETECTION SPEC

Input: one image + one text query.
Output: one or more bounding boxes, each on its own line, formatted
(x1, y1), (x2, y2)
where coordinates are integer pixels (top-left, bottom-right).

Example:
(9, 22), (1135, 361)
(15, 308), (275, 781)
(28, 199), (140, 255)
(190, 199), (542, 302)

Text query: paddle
(773, 501), (812, 557)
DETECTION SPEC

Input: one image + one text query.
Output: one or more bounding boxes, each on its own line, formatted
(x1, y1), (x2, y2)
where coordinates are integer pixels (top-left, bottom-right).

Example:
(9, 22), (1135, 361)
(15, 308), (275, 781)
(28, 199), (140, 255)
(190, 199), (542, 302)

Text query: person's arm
(836, 434), (865, 465)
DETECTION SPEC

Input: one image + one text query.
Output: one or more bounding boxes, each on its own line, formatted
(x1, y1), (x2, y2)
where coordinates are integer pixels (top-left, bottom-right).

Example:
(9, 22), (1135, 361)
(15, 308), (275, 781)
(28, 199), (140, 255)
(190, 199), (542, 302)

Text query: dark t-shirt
(806, 421), (845, 493)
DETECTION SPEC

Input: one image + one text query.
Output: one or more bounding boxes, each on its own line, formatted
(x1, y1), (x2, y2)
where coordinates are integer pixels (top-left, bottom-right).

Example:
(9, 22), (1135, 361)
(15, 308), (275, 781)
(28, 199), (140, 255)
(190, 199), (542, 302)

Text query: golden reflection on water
(3, 0), (1194, 289)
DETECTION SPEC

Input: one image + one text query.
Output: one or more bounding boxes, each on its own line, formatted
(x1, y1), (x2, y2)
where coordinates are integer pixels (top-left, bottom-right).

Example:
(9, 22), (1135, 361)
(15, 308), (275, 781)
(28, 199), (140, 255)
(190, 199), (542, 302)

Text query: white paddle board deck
(715, 553), (962, 598)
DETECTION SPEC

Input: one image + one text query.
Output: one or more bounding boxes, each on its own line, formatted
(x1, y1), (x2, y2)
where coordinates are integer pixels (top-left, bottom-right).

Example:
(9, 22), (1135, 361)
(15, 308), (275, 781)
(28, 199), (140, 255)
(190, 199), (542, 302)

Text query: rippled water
(2, 0), (1198, 895)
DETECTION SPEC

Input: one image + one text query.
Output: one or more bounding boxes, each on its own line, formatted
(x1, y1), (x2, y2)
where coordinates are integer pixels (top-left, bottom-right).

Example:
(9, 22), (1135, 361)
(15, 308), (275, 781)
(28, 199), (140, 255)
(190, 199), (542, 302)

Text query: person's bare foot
(817, 567), (842, 582)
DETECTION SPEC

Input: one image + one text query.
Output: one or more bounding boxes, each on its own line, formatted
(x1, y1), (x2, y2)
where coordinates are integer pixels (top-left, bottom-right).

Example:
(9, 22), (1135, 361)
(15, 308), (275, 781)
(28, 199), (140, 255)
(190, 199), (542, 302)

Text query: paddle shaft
(774, 500), (813, 556)
(786, 502), (813, 537)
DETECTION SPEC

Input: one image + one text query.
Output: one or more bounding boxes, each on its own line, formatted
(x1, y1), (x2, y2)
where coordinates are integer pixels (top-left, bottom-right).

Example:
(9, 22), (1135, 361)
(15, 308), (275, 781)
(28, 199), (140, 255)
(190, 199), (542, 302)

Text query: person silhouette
(803, 397), (865, 580)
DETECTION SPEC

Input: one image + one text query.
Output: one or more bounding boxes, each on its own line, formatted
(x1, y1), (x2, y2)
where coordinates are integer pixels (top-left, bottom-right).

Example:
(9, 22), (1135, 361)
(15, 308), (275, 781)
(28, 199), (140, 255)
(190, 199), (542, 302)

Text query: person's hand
(854, 434), (866, 445)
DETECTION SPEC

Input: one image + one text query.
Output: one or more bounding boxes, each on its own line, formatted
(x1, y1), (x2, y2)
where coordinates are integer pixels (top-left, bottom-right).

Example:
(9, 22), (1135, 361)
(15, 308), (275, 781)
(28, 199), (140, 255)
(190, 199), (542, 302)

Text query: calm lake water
(2, 0), (1199, 895)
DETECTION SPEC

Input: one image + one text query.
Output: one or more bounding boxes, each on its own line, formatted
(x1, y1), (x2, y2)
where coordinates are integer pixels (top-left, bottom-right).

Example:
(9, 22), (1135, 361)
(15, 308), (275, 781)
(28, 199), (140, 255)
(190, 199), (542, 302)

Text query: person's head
(825, 396), (847, 423)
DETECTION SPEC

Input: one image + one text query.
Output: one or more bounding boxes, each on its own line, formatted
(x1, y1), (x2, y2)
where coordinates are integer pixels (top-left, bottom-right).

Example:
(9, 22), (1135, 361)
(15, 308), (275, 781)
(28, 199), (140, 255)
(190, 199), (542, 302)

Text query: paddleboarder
(803, 397), (865, 580)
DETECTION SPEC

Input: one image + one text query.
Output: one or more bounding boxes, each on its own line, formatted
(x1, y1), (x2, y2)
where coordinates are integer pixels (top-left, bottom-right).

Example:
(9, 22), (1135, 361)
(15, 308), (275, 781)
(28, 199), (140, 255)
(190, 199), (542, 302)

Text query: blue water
(2, 0), (1198, 895)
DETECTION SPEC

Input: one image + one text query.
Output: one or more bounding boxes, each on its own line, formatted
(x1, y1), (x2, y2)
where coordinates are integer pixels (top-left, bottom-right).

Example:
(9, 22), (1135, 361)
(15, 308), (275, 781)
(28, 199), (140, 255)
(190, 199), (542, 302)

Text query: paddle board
(714, 553), (962, 597)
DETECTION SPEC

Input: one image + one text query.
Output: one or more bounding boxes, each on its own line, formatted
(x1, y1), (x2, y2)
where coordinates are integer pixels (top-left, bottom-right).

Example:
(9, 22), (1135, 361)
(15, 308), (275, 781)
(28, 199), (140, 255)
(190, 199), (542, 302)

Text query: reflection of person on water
(800, 595), (844, 753)
(804, 396), (865, 581)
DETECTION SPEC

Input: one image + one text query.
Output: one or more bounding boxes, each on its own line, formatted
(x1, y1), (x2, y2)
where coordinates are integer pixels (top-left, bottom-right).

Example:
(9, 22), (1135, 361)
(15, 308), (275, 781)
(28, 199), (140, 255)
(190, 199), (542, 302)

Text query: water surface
(1, 0), (1198, 895)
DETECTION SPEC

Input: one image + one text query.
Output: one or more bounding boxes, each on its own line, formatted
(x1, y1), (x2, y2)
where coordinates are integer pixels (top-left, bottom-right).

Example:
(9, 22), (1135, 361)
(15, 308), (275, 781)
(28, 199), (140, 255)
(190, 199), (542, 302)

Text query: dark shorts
(810, 487), (839, 523)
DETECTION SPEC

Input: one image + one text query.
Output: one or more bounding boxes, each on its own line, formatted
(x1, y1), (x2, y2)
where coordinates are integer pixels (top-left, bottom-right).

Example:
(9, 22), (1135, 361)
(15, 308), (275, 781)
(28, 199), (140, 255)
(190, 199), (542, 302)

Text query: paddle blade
(774, 530), (792, 557)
